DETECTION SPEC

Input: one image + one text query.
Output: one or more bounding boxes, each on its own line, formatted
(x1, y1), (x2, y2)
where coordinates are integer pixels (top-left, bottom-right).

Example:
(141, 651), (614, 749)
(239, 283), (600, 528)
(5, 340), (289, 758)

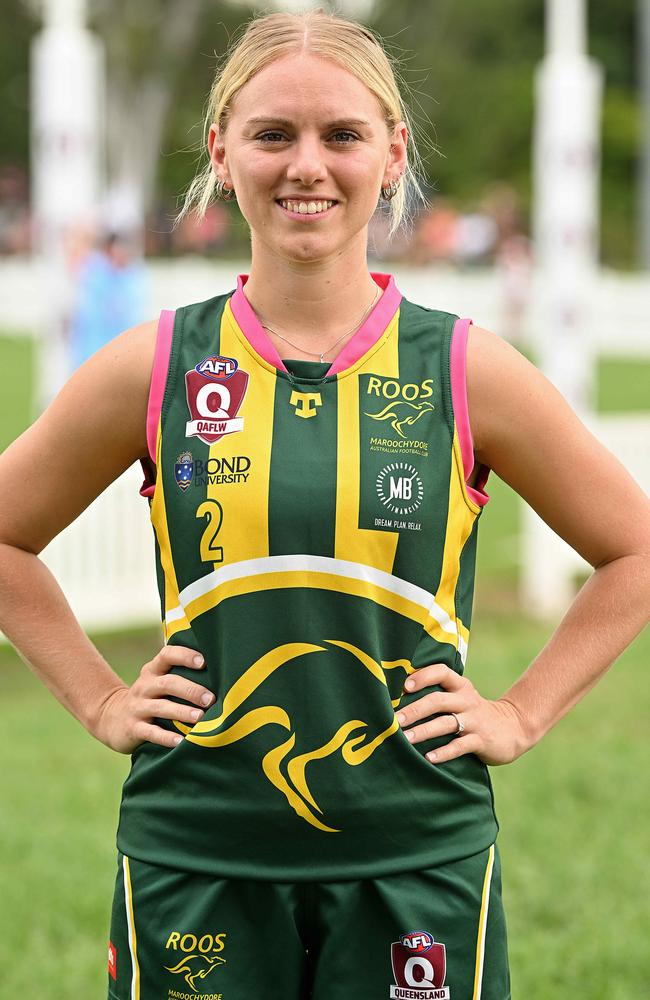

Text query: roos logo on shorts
(185, 355), (249, 445)
(389, 930), (450, 999)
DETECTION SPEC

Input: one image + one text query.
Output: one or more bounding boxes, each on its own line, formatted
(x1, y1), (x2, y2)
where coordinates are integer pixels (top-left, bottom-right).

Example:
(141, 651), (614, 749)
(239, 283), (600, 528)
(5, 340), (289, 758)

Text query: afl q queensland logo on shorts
(390, 930), (450, 999)
(376, 462), (424, 516)
(185, 354), (249, 445)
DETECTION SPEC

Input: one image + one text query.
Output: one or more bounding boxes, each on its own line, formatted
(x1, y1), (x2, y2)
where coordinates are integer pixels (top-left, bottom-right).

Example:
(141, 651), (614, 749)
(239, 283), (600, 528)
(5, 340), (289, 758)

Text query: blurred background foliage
(0, 0), (643, 267)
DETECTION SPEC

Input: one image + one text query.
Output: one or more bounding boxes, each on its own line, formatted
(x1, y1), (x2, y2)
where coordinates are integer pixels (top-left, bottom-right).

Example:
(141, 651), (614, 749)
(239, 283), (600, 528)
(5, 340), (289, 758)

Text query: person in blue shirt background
(68, 229), (147, 370)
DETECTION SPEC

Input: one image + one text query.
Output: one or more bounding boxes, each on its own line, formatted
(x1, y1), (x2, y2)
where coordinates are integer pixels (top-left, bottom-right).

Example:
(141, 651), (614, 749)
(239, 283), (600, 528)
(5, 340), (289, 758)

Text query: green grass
(0, 331), (648, 995)
(1, 619), (648, 997)
(597, 357), (650, 413)
(0, 333), (36, 451)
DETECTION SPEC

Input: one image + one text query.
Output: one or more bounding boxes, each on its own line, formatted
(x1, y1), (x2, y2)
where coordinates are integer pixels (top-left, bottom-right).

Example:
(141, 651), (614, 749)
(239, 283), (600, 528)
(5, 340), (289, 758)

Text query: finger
(425, 734), (480, 764)
(403, 663), (465, 693)
(135, 721), (185, 750)
(396, 691), (462, 727)
(401, 713), (462, 745)
(141, 698), (206, 727)
(149, 672), (216, 709)
(147, 646), (206, 675)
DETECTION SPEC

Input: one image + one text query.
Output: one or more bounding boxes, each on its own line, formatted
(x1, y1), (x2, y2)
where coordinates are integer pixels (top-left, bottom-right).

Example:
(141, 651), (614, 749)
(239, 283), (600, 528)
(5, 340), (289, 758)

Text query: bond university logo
(164, 930), (227, 995)
(185, 355), (249, 445)
(290, 390), (322, 418)
(175, 451), (194, 491)
(390, 930), (450, 999)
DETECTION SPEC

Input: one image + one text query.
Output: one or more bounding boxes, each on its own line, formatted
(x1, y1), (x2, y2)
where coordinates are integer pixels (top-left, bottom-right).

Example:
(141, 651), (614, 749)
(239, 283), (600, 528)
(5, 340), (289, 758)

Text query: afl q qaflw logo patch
(175, 451), (194, 491)
(390, 930), (450, 998)
(376, 462), (424, 516)
(185, 354), (249, 445)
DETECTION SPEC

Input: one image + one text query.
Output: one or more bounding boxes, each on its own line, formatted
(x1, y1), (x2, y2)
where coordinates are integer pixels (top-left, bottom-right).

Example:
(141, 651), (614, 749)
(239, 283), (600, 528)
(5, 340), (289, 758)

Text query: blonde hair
(174, 6), (434, 240)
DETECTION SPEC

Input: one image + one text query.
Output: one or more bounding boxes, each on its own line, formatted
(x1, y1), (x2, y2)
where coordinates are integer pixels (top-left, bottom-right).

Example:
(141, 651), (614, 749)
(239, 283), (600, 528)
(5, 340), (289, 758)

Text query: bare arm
(396, 325), (650, 763)
(0, 323), (215, 751)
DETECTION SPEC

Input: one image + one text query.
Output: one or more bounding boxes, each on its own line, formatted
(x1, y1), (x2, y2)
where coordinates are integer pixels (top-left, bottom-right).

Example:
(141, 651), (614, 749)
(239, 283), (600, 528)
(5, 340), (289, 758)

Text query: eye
(256, 131), (285, 143)
(255, 130), (359, 144)
(331, 130), (359, 144)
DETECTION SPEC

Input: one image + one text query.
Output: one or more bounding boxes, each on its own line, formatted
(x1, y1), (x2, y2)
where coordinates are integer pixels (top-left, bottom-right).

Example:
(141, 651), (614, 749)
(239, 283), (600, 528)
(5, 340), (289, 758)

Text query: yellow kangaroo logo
(173, 641), (413, 833)
(290, 391), (322, 418)
(164, 954), (226, 993)
(364, 399), (434, 437)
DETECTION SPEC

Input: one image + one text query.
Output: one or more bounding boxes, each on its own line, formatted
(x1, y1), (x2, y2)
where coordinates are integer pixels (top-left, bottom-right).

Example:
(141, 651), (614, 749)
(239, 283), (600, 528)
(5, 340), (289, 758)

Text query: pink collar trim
(229, 272), (402, 375)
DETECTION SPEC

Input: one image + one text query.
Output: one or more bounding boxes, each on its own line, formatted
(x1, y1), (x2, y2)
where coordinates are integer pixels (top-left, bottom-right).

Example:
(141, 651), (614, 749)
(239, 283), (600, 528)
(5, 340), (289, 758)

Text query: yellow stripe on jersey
(430, 424), (479, 657)
(472, 843), (496, 1000)
(150, 420), (192, 640)
(122, 855), (141, 1000)
(208, 307), (275, 564)
(334, 307), (401, 573)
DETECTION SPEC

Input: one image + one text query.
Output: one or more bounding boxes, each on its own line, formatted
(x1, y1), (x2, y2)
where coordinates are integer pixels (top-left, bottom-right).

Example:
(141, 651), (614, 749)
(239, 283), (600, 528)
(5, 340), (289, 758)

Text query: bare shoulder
(464, 323), (541, 463)
(0, 318), (159, 554)
(465, 323), (650, 566)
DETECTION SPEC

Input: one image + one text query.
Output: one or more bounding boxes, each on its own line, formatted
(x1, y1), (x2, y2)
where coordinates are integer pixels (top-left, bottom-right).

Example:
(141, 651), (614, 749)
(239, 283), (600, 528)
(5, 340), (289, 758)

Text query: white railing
(520, 414), (650, 617)
(10, 463), (161, 637)
(1, 261), (648, 640)
(2, 257), (650, 356)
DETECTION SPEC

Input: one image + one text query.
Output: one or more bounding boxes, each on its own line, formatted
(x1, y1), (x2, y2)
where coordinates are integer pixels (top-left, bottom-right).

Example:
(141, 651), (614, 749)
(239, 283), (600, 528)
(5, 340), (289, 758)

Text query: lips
(276, 199), (338, 219)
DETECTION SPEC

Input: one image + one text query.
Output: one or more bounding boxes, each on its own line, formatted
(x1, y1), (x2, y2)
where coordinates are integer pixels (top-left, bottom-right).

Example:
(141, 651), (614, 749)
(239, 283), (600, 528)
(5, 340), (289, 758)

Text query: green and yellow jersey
(117, 271), (496, 880)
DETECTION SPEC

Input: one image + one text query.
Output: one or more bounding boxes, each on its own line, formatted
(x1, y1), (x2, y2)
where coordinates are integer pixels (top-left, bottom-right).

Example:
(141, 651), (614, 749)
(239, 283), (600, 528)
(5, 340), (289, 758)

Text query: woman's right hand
(93, 644), (216, 754)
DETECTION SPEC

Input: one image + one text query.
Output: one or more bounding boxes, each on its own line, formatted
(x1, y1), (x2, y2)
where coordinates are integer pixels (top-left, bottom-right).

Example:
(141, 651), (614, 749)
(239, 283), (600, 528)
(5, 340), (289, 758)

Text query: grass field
(1, 333), (648, 997)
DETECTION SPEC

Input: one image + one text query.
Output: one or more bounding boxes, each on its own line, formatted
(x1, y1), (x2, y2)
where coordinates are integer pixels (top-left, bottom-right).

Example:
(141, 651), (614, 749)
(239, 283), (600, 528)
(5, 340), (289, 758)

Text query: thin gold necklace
(259, 285), (381, 365)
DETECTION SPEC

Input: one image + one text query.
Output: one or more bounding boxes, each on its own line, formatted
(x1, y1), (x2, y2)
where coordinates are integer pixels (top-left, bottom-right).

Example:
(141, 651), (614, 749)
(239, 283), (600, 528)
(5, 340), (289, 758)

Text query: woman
(1, 9), (648, 1000)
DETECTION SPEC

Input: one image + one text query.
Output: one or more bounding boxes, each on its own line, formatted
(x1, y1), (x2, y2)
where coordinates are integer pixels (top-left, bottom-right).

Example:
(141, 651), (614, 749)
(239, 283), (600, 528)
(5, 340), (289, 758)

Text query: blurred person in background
(0, 163), (31, 255)
(409, 195), (459, 265)
(0, 8), (648, 1000)
(67, 228), (147, 370)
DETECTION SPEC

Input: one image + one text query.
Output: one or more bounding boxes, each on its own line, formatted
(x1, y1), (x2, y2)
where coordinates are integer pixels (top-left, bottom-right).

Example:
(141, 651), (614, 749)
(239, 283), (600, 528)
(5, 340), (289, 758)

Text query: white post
(30, 0), (105, 411)
(524, 0), (603, 617)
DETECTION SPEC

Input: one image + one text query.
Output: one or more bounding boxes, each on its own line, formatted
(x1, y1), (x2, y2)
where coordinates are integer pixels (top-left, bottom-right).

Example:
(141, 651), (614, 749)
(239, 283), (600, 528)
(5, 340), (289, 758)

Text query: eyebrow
(245, 116), (372, 128)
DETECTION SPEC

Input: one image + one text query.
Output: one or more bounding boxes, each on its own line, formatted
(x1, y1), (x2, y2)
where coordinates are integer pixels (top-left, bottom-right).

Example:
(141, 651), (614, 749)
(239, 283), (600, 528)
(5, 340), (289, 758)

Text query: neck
(241, 256), (381, 355)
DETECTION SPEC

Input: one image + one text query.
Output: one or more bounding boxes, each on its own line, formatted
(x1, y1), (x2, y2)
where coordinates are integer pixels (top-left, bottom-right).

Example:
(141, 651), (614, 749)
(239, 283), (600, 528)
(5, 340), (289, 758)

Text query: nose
(285, 133), (329, 186)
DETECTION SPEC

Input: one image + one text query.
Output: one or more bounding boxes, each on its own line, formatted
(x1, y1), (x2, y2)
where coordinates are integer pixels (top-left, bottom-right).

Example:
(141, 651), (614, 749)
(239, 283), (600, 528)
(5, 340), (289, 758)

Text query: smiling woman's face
(208, 52), (407, 262)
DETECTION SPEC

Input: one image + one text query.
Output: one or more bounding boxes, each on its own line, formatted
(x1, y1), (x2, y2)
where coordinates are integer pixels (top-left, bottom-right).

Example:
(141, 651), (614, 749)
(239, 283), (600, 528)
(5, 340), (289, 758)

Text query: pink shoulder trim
(450, 317), (490, 508)
(138, 309), (175, 499)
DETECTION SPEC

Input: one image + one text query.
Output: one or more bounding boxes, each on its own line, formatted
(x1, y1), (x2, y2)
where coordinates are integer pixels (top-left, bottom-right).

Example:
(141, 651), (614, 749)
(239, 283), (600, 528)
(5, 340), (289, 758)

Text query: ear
(208, 123), (228, 182)
(384, 120), (408, 183)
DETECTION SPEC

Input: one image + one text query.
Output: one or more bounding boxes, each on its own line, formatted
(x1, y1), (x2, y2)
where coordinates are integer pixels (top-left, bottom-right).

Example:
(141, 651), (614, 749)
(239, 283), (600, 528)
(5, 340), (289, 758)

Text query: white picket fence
(0, 260), (648, 642)
(521, 413), (650, 616)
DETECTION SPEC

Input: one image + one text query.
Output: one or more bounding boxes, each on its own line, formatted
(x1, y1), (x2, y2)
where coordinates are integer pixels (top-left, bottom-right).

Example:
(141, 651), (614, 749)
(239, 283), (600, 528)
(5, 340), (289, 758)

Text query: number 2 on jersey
(196, 499), (224, 564)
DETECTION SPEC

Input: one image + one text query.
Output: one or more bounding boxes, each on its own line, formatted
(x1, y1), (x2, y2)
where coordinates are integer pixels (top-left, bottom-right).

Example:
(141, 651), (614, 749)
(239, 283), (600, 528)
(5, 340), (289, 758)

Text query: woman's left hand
(396, 663), (532, 766)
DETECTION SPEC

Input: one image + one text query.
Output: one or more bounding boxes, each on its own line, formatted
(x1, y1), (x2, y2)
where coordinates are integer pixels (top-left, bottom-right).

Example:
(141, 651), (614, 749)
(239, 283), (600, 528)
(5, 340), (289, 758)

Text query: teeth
(279, 199), (334, 214)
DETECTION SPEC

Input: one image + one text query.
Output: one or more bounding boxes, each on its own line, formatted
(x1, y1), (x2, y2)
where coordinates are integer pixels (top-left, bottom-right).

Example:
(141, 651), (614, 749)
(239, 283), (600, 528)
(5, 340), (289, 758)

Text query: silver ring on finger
(449, 712), (465, 735)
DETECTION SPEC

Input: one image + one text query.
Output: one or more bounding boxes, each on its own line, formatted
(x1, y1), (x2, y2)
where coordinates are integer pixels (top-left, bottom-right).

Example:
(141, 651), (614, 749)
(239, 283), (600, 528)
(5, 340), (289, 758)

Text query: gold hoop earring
(216, 179), (237, 202)
(380, 177), (401, 202)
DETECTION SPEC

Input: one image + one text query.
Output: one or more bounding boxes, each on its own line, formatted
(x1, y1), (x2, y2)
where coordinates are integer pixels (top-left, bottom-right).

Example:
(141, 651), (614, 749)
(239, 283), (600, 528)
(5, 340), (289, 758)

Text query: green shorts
(107, 843), (510, 1000)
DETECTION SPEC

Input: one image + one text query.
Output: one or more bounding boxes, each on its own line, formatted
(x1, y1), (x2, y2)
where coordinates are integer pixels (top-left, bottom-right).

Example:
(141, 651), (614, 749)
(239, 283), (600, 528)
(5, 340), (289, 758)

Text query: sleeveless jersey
(116, 271), (497, 881)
